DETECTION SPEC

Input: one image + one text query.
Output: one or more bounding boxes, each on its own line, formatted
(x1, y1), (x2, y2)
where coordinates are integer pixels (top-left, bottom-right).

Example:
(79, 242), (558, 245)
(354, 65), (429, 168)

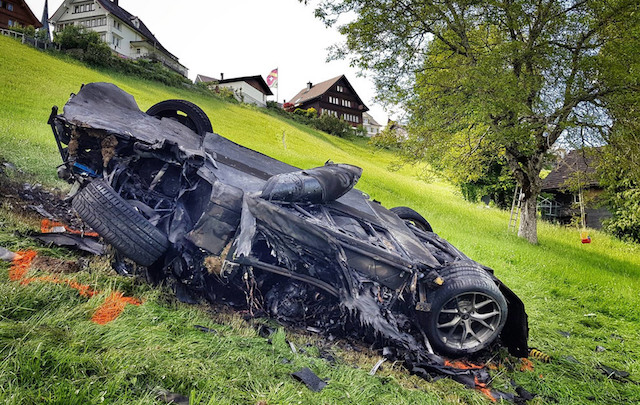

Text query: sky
(25, 0), (390, 124)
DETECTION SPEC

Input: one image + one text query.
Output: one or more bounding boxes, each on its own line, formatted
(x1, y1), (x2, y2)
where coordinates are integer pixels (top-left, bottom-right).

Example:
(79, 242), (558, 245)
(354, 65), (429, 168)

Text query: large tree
(307, 0), (640, 243)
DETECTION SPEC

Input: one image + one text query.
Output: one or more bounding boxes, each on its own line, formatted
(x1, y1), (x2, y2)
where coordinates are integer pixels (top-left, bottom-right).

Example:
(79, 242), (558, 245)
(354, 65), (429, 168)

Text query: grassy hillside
(1, 35), (640, 404)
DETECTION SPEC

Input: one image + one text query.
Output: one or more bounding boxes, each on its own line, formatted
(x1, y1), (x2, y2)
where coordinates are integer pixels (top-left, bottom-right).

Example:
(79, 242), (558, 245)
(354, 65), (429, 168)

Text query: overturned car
(49, 83), (528, 358)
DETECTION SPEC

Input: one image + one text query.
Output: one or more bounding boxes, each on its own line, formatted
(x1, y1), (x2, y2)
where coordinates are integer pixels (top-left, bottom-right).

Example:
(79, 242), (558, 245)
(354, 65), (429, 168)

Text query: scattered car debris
(194, 325), (218, 334)
(595, 345), (606, 352)
(598, 364), (631, 382)
(291, 367), (328, 392)
(0, 246), (18, 262)
(369, 357), (387, 376)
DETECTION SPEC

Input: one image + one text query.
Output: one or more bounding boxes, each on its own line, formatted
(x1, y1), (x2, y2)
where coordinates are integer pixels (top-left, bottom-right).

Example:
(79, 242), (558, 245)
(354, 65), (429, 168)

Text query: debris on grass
(291, 367), (328, 392)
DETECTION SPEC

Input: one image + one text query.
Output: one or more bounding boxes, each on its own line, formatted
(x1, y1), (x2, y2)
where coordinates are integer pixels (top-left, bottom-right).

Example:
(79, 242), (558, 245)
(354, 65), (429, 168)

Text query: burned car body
(49, 83), (528, 358)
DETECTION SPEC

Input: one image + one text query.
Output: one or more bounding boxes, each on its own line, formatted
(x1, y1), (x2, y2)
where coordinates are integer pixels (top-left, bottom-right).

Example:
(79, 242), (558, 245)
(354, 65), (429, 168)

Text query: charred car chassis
(49, 83), (528, 358)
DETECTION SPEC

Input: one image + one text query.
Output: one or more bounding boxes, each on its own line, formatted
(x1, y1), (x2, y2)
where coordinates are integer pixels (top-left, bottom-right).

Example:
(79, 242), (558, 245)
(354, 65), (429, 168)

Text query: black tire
(72, 180), (169, 266)
(390, 206), (433, 232)
(146, 99), (213, 136)
(423, 262), (508, 356)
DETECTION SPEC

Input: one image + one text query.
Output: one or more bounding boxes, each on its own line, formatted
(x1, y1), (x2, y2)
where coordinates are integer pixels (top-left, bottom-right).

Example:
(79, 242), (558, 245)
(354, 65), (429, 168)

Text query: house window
(341, 99), (351, 108)
(112, 35), (121, 48)
(136, 48), (141, 54)
(113, 20), (121, 30)
(8, 19), (13, 27)
(7, 3), (13, 12)
(336, 85), (344, 92)
(0, 2), (3, 8)
(328, 96), (339, 104)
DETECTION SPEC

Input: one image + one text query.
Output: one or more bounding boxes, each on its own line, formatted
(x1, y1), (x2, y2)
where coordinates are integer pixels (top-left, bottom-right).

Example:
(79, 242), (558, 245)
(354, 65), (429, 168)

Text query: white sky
(25, 0), (390, 124)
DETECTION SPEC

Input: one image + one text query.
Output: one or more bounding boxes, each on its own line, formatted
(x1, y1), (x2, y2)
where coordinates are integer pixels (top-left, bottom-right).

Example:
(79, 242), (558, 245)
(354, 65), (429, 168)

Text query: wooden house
(540, 148), (610, 229)
(288, 75), (368, 127)
(0, 0), (42, 30)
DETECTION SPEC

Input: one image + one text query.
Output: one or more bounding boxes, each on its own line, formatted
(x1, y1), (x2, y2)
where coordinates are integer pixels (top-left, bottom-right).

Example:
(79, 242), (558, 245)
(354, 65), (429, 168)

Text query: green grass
(1, 35), (640, 404)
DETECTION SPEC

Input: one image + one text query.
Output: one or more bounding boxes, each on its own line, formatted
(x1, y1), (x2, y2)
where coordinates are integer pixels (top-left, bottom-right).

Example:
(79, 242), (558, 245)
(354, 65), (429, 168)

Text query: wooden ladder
(508, 186), (523, 232)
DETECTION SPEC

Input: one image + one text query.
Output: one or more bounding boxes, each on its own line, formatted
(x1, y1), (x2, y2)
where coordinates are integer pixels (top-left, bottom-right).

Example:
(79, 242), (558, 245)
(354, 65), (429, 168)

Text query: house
(362, 112), (382, 137)
(288, 75), (369, 127)
(0, 0), (42, 30)
(540, 148), (610, 229)
(50, 0), (187, 76)
(196, 74), (273, 107)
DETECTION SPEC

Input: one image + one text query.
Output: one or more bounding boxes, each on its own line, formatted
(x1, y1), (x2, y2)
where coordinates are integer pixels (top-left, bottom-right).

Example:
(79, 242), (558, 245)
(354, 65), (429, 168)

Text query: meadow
(1, 35), (639, 404)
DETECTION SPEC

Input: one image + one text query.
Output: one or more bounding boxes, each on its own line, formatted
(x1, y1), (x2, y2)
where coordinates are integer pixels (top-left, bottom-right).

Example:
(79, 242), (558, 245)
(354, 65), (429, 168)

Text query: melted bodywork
(49, 83), (528, 358)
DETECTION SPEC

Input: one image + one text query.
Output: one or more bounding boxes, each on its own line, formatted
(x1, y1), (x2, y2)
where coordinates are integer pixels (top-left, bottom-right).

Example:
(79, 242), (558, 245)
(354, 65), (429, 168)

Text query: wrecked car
(48, 83), (528, 358)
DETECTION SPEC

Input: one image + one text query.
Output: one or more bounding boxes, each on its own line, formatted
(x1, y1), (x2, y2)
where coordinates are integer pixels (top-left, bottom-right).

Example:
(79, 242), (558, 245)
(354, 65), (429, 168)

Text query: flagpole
(276, 66), (279, 103)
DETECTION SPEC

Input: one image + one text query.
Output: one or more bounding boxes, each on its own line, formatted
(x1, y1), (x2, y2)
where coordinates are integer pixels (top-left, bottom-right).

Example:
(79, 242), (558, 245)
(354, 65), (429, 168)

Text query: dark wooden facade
(288, 75), (368, 127)
(540, 148), (611, 229)
(0, 0), (41, 30)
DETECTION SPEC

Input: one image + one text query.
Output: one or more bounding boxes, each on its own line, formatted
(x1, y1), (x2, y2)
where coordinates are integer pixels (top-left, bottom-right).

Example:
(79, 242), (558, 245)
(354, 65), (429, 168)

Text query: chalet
(362, 112), (382, 137)
(196, 74), (273, 107)
(288, 75), (369, 127)
(540, 148), (610, 229)
(50, 0), (187, 76)
(0, 0), (42, 30)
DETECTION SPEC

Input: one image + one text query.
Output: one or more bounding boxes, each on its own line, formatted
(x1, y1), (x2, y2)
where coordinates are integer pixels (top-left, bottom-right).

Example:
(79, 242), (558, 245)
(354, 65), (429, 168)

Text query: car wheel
(146, 99), (213, 136)
(390, 206), (433, 232)
(72, 180), (170, 266)
(424, 262), (507, 356)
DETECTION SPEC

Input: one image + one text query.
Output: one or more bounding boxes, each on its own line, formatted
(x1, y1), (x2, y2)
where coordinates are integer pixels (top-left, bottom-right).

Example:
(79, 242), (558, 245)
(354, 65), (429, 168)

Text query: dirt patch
(0, 160), (79, 228)
(31, 255), (82, 274)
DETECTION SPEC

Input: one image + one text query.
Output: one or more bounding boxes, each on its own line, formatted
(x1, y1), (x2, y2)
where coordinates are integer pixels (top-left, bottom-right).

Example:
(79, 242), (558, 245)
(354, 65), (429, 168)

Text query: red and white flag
(266, 68), (278, 88)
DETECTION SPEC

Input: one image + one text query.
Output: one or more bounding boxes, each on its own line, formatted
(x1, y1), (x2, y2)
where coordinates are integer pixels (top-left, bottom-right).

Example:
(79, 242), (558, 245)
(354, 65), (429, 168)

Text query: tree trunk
(518, 193), (539, 244)
(517, 160), (543, 244)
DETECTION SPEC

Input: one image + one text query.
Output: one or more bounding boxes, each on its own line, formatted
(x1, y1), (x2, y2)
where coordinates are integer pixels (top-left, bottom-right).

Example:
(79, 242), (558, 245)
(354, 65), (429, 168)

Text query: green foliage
(305, 107), (318, 119)
(311, 112), (352, 137)
(604, 187), (640, 242)
(53, 25), (102, 52)
(309, 0), (640, 243)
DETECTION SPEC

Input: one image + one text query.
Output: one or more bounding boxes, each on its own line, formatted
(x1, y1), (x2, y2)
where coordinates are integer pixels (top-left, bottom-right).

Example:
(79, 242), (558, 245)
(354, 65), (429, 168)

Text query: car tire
(72, 180), (170, 266)
(146, 99), (213, 136)
(423, 262), (508, 356)
(390, 206), (433, 232)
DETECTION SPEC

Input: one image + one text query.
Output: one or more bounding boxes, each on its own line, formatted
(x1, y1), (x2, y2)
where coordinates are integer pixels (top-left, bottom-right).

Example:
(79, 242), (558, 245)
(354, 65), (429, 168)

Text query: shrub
(311, 113), (352, 137)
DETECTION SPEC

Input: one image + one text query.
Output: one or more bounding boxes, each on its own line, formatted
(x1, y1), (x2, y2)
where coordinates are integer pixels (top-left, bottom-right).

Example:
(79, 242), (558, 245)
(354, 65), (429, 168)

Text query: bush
(54, 25), (102, 52)
(84, 41), (112, 66)
(603, 186), (640, 243)
(311, 113), (352, 137)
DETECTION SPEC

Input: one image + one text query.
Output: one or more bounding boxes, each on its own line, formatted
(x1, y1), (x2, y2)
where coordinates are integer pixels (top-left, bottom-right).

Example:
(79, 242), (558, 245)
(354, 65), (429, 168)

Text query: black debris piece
(599, 364), (631, 382)
(30, 232), (106, 255)
(256, 323), (276, 338)
(194, 325), (218, 334)
(153, 387), (189, 405)
(291, 367), (327, 392)
(557, 330), (571, 338)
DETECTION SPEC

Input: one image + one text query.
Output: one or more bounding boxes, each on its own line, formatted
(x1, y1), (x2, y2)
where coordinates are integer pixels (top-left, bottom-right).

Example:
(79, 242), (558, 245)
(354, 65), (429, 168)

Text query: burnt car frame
(48, 83), (528, 358)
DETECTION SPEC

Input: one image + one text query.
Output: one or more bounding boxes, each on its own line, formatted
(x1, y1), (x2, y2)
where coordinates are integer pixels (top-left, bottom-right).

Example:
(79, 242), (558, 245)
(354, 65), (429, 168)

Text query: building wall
(51, 0), (186, 76)
(0, 0), (41, 30)
(219, 81), (268, 107)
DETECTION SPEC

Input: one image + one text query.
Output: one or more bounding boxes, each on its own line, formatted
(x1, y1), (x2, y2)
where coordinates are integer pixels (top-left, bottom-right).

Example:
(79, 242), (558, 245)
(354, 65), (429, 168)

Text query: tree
(306, 0), (640, 243)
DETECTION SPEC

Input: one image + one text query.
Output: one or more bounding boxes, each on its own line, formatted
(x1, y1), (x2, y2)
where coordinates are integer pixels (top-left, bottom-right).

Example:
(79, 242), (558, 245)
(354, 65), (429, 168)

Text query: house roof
(542, 148), (601, 191)
(196, 74), (273, 96)
(363, 112), (381, 127)
(195, 74), (217, 83)
(96, 0), (178, 60)
(288, 75), (369, 111)
(13, 0), (43, 28)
